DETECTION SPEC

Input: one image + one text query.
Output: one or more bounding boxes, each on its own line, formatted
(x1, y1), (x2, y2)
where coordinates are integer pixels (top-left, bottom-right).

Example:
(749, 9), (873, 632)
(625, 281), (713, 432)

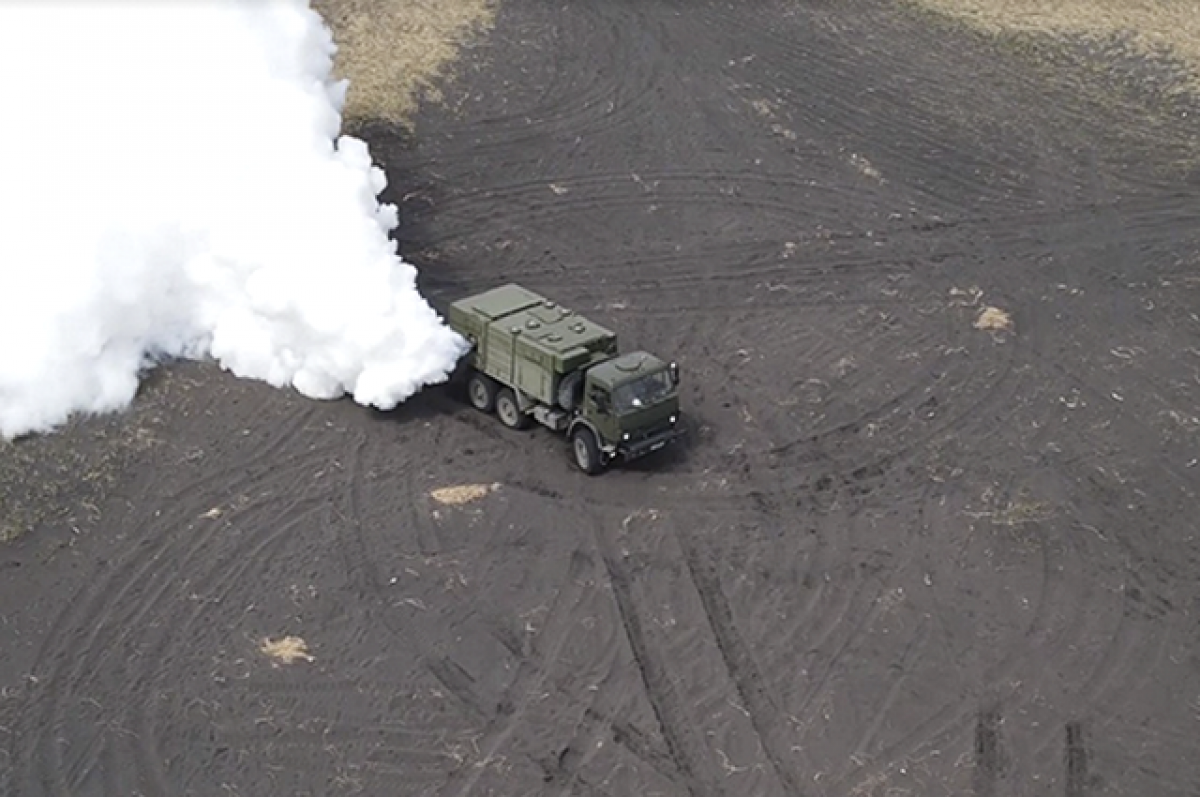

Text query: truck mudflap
(617, 423), (686, 461)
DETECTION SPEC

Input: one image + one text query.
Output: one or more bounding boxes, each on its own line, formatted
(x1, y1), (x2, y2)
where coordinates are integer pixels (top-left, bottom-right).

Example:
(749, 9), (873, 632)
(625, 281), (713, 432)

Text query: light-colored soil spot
(966, 497), (1055, 531)
(260, 635), (315, 664)
(311, 0), (496, 126)
(849, 152), (884, 181)
(430, 482), (500, 505)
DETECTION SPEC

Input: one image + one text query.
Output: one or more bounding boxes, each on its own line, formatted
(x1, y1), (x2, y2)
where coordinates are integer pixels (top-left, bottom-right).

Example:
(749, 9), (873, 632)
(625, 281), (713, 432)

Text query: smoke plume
(0, 0), (468, 440)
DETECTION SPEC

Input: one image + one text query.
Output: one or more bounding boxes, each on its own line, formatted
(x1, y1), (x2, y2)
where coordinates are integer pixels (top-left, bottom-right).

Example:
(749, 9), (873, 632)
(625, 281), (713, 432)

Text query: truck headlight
(669, 415), (677, 425)
(622, 432), (630, 441)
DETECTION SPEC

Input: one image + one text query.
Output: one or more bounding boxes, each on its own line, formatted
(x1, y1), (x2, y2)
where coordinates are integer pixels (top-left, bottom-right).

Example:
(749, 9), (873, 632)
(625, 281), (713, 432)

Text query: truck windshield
(612, 371), (674, 414)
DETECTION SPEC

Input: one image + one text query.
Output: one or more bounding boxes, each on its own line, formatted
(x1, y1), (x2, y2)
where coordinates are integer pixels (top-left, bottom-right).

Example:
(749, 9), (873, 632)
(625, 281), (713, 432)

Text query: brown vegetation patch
(908, 0), (1200, 92)
(974, 306), (1014, 333)
(260, 635), (315, 664)
(430, 482), (499, 505)
(311, 0), (496, 126)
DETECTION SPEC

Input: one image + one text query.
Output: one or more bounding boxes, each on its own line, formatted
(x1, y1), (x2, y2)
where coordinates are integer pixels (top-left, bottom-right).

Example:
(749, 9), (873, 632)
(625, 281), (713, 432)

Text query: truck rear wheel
(467, 372), (497, 413)
(570, 427), (603, 475)
(495, 388), (531, 430)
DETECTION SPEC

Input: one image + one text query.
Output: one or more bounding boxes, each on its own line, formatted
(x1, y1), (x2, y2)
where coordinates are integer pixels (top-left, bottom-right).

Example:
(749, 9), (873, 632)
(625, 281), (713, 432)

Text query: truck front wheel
(570, 427), (604, 475)
(467, 372), (497, 413)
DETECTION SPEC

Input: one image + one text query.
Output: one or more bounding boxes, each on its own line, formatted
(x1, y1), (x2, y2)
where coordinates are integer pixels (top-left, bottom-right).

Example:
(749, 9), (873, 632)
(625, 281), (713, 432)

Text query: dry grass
(974, 306), (1014, 332)
(260, 635), (315, 664)
(311, 0), (496, 126)
(909, 0), (1200, 91)
(430, 482), (499, 505)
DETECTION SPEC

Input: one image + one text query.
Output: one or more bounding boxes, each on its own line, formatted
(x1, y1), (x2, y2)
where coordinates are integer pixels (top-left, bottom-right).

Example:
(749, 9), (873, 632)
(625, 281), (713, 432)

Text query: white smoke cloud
(0, 0), (468, 439)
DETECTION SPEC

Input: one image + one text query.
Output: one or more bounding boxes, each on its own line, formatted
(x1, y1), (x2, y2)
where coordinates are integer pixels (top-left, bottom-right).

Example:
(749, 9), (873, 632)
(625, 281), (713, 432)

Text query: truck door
(585, 382), (618, 446)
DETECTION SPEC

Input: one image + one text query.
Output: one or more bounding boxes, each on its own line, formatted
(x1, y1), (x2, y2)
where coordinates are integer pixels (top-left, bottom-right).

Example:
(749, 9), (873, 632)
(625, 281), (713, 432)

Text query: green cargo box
(446, 284), (618, 407)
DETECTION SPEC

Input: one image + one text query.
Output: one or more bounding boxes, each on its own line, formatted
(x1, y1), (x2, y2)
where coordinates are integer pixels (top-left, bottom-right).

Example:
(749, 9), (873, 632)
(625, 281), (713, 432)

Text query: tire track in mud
(417, 3), (665, 164)
(405, 0), (1193, 589)
(823, 483), (1129, 795)
(804, 510), (1016, 790)
(1064, 721), (1089, 797)
(422, 236), (912, 313)
(327, 433), (686, 793)
(418, 167), (1069, 531)
(939, 125), (1200, 790)
(159, 405), (325, 502)
(407, 170), (861, 273)
(575, 506), (924, 797)
(762, 551), (893, 710)
(690, 0), (1165, 219)
(768, 282), (1035, 488)
(126, 506), (324, 795)
(42, 495), (328, 797)
(1023, 531), (1164, 766)
(674, 527), (810, 797)
(770, 507), (927, 780)
(10, 412), (335, 797)
(8, 397), (329, 794)
(433, 548), (594, 797)
(419, 166), (857, 214)
(685, 0), (1197, 283)
(972, 705), (1006, 797)
(995, 242), (1200, 775)
(1010, 440), (1200, 773)
(537, 647), (681, 794)
(844, 616), (934, 767)
(489, 285), (1028, 515)
(591, 516), (725, 797)
(837, 636), (1041, 785)
(526, 624), (648, 792)
(415, 174), (1197, 323)
(1033, 352), (1200, 501)
(685, 0), (1045, 212)
(780, 346), (1023, 505)
(489, 376), (1019, 558)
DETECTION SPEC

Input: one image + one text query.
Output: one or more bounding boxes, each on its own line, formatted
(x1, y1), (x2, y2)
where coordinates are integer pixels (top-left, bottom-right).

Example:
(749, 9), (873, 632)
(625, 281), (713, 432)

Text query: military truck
(446, 283), (684, 474)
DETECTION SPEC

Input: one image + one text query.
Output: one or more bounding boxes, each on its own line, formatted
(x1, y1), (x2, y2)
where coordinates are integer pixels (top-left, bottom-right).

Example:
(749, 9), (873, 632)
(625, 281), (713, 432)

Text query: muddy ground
(4, 1), (1200, 795)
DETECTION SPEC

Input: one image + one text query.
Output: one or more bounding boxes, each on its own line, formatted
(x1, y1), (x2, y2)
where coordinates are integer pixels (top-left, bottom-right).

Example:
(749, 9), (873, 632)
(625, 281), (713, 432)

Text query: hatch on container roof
(461, 283), (544, 320)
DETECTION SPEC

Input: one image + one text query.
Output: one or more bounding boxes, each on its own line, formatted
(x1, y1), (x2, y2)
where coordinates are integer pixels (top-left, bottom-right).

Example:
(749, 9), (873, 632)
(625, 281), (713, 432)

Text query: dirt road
(3, 1), (1200, 795)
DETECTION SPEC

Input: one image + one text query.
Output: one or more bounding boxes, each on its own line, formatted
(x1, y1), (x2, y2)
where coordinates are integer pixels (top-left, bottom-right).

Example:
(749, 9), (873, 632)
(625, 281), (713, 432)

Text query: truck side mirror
(669, 361), (679, 386)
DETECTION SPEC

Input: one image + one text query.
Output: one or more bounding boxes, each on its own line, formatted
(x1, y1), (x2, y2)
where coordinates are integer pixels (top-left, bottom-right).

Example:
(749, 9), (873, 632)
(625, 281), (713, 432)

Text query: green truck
(446, 283), (684, 474)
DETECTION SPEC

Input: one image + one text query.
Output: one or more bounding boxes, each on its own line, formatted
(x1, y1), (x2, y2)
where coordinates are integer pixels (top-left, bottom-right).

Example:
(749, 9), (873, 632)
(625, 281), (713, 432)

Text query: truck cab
(570, 351), (682, 473)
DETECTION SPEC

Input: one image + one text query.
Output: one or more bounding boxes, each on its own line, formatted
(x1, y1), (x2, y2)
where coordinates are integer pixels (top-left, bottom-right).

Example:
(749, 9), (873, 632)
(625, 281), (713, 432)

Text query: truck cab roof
(587, 350), (669, 388)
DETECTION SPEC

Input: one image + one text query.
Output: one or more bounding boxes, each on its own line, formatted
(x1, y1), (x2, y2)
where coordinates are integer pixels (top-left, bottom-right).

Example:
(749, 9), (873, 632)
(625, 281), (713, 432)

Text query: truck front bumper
(617, 423), (686, 461)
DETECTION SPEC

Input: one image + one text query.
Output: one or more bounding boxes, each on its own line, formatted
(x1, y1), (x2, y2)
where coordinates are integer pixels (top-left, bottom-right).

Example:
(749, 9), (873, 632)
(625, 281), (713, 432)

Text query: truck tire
(556, 370), (583, 411)
(467, 371), (497, 413)
(495, 388), (531, 430)
(570, 426), (604, 475)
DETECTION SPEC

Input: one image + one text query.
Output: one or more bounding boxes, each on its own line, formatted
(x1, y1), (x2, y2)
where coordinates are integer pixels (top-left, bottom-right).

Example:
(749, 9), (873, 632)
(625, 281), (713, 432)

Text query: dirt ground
(4, 1), (1200, 795)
